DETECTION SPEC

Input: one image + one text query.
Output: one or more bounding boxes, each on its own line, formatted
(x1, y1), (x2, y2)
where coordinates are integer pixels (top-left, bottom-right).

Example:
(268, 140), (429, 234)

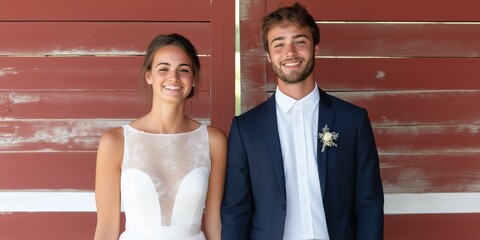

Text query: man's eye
(179, 69), (190, 73)
(274, 43), (284, 48)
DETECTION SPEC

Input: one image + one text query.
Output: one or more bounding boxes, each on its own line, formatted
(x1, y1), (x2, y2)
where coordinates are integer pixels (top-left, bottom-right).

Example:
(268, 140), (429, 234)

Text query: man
(221, 2), (384, 240)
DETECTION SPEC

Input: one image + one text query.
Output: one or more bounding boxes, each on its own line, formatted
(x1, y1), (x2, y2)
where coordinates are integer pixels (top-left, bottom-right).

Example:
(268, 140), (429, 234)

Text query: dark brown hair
(261, 2), (320, 53)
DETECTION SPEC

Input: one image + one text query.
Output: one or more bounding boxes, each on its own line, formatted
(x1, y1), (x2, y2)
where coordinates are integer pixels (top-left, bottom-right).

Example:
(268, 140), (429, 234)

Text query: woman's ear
(145, 71), (152, 85)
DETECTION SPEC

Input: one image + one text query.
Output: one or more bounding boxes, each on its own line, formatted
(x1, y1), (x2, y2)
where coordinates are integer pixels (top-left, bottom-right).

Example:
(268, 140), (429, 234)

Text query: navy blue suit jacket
(221, 88), (384, 240)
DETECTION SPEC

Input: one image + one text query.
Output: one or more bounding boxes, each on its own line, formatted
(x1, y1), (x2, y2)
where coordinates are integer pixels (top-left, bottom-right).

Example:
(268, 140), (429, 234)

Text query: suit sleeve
(355, 109), (384, 240)
(221, 117), (253, 240)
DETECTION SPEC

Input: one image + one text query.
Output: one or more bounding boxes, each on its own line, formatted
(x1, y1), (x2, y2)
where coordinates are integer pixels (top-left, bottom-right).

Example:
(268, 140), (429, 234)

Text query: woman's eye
(274, 43), (284, 48)
(179, 69), (190, 73)
(158, 68), (168, 72)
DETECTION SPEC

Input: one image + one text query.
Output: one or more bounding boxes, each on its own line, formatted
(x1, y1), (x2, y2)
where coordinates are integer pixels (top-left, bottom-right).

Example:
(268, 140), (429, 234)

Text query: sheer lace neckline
(125, 124), (204, 136)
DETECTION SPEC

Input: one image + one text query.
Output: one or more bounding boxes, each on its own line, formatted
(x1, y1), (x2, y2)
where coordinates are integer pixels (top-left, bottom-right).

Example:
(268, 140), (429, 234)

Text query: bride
(94, 33), (226, 240)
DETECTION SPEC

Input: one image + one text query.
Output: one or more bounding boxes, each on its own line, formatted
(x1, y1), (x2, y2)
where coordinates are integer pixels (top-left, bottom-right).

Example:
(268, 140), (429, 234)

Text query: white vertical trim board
(1, 191), (480, 214)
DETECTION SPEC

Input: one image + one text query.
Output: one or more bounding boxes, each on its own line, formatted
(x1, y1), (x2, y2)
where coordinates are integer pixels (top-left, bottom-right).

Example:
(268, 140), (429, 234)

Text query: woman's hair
(140, 33), (200, 99)
(261, 2), (320, 53)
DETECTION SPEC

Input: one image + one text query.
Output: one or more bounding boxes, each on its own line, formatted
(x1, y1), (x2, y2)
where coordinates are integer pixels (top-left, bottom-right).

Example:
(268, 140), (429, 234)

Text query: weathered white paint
(0, 67), (18, 77)
(0, 119), (211, 150)
(1, 191), (479, 214)
(7, 92), (42, 104)
(0, 50), (211, 57)
(375, 70), (386, 80)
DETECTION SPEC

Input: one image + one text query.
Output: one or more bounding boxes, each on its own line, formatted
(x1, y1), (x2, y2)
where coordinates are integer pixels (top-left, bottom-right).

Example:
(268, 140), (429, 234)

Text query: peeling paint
(382, 169), (432, 193)
(32, 127), (70, 144)
(376, 70), (386, 80)
(49, 49), (145, 57)
(0, 119), (134, 151)
(8, 93), (42, 104)
(466, 181), (480, 192)
(0, 68), (18, 77)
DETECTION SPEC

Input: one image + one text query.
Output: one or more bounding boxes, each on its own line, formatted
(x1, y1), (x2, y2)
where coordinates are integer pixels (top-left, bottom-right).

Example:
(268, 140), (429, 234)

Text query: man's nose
(284, 42), (298, 57)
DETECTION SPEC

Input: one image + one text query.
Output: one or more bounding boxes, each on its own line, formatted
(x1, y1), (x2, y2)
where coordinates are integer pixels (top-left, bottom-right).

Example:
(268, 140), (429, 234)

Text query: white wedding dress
(119, 124), (210, 240)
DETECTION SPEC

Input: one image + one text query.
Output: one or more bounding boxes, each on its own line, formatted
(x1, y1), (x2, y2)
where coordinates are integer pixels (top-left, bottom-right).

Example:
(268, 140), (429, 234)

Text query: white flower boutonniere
(316, 124), (339, 152)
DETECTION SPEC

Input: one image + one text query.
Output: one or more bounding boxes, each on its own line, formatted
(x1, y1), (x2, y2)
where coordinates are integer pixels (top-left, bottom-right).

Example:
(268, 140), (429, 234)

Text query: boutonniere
(316, 124), (339, 152)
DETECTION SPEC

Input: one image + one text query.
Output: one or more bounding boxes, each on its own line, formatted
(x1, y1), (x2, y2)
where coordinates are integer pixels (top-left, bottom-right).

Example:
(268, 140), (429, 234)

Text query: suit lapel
(263, 95), (286, 199)
(317, 88), (334, 197)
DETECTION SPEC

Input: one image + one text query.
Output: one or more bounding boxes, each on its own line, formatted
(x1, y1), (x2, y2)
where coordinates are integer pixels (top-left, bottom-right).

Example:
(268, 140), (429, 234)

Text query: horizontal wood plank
(2, 151), (478, 193)
(0, 57), (211, 91)
(241, 23), (480, 57)
(265, 58), (480, 91)
(320, 23), (480, 57)
(0, 91), (210, 119)
(0, 0), (210, 21)
(0, 212), (112, 240)
(0, 119), (210, 152)
(1, 212), (478, 240)
(330, 90), (480, 125)
(254, 91), (480, 126)
(266, 0), (480, 21)
(385, 213), (480, 240)
(0, 152), (95, 190)
(0, 22), (210, 56)
(380, 153), (480, 193)
(373, 124), (480, 154)
(0, 120), (126, 151)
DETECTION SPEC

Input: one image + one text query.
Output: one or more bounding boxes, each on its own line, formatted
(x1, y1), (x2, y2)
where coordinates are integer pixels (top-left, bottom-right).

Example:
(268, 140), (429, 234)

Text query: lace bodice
(120, 124), (210, 240)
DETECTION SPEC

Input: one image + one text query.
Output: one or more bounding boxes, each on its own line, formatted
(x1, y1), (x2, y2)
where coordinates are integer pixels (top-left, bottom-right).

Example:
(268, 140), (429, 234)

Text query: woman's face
(145, 44), (195, 103)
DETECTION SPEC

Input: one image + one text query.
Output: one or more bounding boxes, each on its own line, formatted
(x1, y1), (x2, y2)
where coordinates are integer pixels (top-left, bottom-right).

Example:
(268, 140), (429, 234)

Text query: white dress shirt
(276, 84), (329, 240)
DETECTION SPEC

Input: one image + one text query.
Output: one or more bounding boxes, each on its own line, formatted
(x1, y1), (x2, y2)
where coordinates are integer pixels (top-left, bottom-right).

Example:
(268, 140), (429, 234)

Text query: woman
(94, 33), (226, 240)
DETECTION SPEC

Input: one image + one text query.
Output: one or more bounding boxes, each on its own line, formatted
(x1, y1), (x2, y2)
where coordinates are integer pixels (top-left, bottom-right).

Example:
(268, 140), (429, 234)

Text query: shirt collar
(275, 83), (319, 114)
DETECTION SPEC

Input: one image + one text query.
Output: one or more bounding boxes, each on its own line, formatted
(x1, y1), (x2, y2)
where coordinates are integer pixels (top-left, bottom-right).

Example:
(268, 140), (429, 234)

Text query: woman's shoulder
(96, 127), (125, 168)
(206, 126), (227, 145)
(98, 127), (124, 150)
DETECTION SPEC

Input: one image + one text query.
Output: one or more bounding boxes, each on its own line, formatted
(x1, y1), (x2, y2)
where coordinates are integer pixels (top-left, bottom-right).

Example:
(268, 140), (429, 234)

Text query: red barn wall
(2, 0), (480, 239)
(240, 0), (480, 239)
(0, 0), (234, 239)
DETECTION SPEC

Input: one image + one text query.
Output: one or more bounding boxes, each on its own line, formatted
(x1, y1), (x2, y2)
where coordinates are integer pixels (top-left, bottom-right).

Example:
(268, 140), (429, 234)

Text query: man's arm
(221, 117), (253, 240)
(355, 109), (384, 240)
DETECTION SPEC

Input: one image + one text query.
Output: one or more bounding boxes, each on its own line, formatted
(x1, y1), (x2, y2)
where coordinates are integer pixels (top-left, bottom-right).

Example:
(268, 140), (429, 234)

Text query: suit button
(282, 204), (286, 211)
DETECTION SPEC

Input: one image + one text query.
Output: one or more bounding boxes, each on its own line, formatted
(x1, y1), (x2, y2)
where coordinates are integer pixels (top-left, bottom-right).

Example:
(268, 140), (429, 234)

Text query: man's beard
(272, 54), (315, 84)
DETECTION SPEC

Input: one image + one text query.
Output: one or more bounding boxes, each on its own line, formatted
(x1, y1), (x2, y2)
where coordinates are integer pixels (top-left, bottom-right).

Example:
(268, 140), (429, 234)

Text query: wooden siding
(1, 213), (479, 240)
(0, 0), (235, 239)
(241, 0), (480, 239)
(0, 0), (211, 21)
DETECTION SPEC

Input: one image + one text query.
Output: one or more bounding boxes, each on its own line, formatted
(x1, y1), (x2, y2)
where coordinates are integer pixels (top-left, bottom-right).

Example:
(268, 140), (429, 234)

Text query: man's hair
(261, 2), (320, 53)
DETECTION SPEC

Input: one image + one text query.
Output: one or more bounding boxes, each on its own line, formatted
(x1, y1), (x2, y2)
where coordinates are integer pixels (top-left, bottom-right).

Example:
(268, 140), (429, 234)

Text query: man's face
(266, 23), (319, 84)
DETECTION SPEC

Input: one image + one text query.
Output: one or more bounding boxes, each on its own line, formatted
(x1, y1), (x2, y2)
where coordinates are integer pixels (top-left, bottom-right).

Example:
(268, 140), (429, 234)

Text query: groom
(221, 2), (384, 239)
